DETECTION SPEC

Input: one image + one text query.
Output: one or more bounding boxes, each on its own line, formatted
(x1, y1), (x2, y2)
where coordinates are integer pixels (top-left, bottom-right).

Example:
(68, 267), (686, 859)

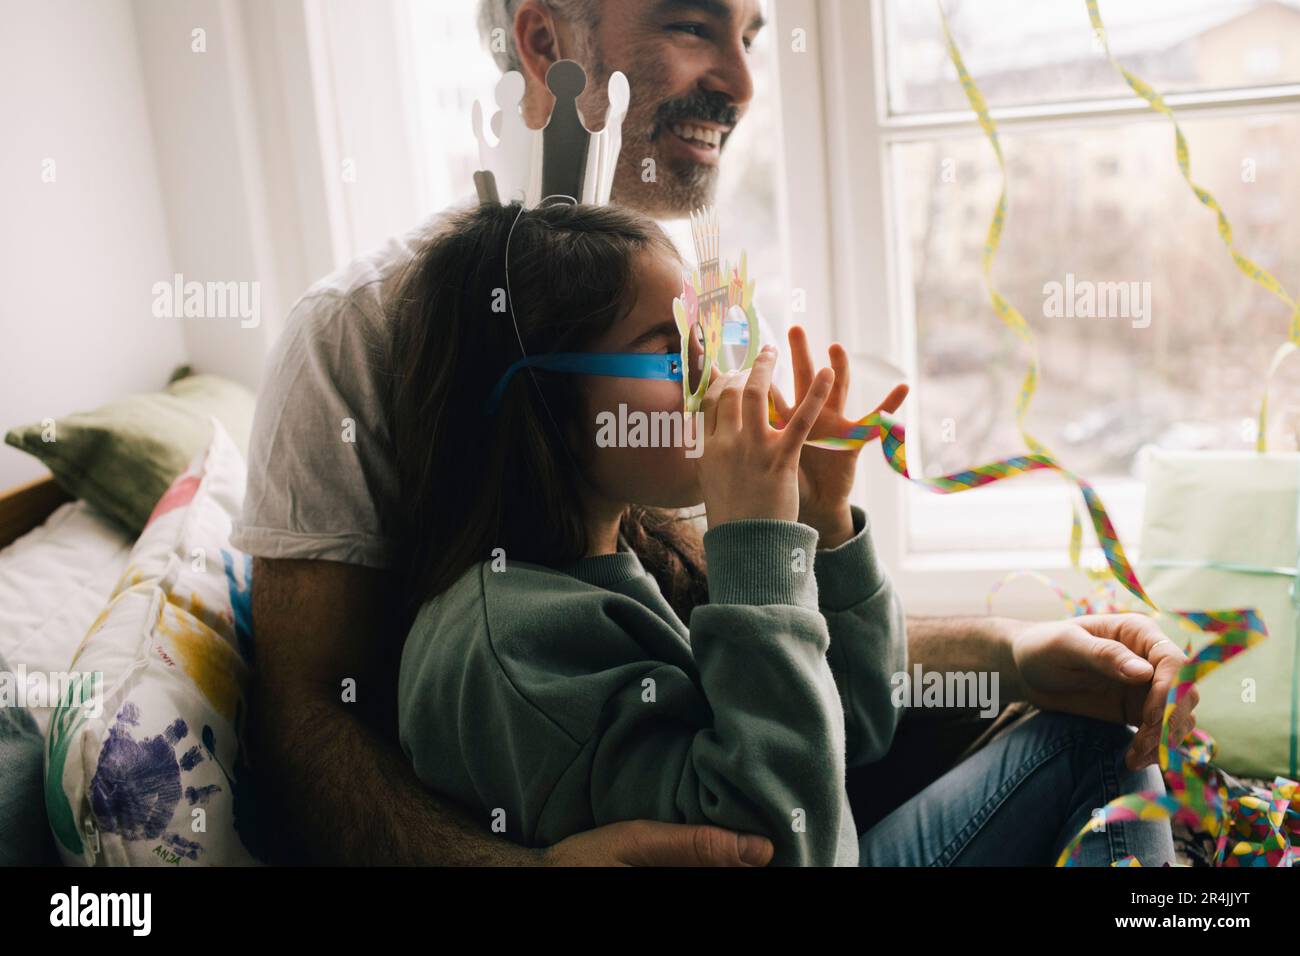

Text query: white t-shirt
(230, 213), (445, 569)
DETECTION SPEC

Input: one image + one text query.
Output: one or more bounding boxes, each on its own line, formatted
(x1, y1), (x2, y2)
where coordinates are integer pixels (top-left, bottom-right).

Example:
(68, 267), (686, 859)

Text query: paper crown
(472, 59), (629, 208)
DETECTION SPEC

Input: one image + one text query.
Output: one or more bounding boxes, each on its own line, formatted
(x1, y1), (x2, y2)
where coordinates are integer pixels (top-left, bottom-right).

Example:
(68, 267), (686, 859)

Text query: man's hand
(543, 821), (774, 867)
(1000, 613), (1200, 770)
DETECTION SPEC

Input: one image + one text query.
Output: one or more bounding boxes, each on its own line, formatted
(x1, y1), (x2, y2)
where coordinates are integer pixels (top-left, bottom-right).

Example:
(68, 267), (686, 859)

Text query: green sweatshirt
(398, 504), (907, 866)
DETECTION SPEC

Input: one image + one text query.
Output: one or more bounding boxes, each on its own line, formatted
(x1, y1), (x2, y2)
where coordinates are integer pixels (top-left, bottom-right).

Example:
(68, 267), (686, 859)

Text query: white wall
(0, 0), (188, 490)
(0, 0), (328, 491)
(130, 0), (285, 387)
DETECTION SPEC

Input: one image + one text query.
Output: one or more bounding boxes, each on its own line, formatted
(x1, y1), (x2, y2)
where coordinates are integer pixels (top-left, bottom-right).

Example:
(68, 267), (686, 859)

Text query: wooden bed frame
(0, 475), (72, 549)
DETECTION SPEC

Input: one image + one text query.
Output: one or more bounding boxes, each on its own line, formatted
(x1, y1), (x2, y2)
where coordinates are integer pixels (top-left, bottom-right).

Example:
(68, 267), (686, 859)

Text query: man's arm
(901, 616), (1018, 720)
(904, 613), (1198, 770)
(250, 557), (540, 864)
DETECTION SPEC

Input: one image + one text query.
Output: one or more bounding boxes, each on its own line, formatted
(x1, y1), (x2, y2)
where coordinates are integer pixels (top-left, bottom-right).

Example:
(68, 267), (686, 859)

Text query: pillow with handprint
(44, 418), (263, 865)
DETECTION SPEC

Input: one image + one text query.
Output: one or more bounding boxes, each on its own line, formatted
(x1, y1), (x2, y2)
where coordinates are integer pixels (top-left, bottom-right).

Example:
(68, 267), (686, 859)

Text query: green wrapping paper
(1139, 449), (1300, 778)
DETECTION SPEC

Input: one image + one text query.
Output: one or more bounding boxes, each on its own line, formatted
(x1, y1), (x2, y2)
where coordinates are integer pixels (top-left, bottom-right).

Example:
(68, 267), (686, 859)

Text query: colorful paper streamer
(986, 570), (1127, 619)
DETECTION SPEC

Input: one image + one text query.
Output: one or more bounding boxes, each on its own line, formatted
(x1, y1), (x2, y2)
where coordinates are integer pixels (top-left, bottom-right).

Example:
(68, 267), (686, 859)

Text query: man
(233, 0), (1196, 865)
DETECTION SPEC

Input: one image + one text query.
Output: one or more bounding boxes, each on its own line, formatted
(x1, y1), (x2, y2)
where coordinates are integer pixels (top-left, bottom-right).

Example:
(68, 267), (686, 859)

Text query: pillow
(44, 418), (263, 866)
(4, 371), (255, 534)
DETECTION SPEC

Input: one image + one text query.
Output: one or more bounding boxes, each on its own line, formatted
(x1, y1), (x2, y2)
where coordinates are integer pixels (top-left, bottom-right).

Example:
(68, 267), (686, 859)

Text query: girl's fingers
(699, 361), (731, 438)
(779, 367), (835, 453)
(743, 347), (777, 432)
(788, 325), (813, 404)
(789, 326), (852, 414)
(873, 383), (909, 415)
(828, 343), (850, 411)
(716, 371), (745, 435)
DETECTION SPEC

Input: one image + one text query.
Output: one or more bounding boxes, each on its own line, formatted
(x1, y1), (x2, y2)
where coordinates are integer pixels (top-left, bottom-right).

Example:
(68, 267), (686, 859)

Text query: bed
(0, 476), (136, 864)
(1, 405), (264, 866)
(0, 477), (135, 738)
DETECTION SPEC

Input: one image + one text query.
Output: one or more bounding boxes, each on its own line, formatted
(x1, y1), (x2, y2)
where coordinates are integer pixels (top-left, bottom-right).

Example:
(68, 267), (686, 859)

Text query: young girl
(386, 200), (1175, 867)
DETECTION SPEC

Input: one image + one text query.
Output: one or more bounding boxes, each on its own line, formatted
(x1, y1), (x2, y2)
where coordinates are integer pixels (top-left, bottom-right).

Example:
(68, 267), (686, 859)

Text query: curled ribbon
(930, 0), (1092, 574)
(986, 570), (1126, 619)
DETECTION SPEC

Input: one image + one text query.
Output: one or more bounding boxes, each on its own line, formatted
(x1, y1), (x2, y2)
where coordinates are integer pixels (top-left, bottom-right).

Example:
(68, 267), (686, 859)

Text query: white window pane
(895, 112), (1300, 511)
(404, 0), (502, 214)
(884, 0), (1300, 115)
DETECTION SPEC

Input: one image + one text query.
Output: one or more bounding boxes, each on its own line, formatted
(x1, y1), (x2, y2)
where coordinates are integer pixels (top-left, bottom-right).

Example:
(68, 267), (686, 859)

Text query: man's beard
(583, 57), (739, 219)
(615, 105), (720, 218)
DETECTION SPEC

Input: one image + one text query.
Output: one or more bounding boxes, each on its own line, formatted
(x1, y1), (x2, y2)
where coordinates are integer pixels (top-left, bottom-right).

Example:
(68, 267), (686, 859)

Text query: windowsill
(904, 473), (1146, 560)
(902, 545), (1129, 575)
(882, 473), (1149, 616)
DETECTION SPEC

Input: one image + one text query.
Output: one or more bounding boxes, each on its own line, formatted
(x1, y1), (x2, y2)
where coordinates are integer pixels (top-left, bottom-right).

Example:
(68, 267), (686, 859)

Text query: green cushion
(4, 373), (255, 534)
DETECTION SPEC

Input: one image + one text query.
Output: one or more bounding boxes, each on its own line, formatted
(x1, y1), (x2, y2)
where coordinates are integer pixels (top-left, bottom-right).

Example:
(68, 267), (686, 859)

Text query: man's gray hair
(478, 0), (601, 74)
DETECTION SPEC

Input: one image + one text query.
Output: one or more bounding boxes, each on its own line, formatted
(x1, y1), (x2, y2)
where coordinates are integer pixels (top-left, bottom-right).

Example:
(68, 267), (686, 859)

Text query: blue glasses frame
(483, 352), (683, 415)
(483, 318), (751, 416)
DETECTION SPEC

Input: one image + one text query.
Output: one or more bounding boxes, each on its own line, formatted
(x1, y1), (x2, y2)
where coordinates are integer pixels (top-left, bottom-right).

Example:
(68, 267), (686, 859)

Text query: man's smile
(662, 119), (732, 165)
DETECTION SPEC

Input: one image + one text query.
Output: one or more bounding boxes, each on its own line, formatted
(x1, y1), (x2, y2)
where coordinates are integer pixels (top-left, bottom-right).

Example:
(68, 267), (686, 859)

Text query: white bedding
(0, 500), (134, 735)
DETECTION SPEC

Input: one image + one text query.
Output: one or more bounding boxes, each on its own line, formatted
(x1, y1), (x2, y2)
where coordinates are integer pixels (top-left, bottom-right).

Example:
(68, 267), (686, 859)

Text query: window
(884, 0), (1300, 114)
(901, 114), (1300, 484)
(402, 1), (503, 216)
(818, 0), (1300, 612)
(887, 0), (1300, 551)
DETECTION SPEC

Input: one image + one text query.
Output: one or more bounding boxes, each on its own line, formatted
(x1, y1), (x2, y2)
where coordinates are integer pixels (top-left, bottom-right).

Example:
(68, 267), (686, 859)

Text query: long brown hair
(385, 201), (709, 622)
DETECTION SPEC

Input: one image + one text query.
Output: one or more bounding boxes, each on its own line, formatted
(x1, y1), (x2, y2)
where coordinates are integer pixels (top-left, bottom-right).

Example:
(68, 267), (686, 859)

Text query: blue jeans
(858, 710), (1176, 866)
(0, 652), (59, 865)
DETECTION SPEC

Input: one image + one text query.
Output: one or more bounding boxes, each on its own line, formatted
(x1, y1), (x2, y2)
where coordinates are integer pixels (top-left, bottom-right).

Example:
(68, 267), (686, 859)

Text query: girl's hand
(698, 344), (833, 529)
(769, 326), (908, 547)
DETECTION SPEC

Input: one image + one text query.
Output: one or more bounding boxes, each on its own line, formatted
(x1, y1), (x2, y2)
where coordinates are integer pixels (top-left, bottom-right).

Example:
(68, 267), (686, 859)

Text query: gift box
(1138, 448), (1300, 779)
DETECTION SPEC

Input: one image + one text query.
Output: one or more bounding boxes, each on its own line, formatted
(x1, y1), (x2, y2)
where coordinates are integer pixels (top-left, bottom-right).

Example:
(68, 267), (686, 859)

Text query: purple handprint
(89, 702), (215, 860)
